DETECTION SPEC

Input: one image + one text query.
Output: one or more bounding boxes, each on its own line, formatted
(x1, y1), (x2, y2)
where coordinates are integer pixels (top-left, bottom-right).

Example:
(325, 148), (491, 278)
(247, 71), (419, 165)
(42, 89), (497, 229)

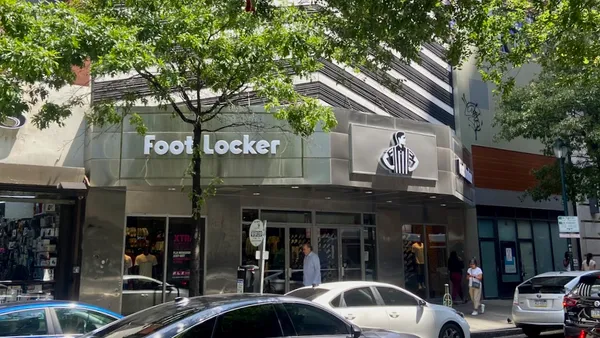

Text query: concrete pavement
(450, 299), (562, 337)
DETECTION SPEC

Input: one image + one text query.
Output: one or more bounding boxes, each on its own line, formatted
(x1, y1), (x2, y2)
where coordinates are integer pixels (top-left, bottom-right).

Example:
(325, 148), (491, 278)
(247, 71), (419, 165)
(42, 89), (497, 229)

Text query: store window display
(125, 217), (165, 281)
(0, 202), (59, 302)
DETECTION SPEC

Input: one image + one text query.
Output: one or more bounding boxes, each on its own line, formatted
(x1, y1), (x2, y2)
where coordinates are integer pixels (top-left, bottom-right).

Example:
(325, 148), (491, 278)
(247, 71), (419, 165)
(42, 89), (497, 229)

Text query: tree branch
(136, 68), (195, 124)
(201, 84), (248, 123)
(201, 121), (254, 133)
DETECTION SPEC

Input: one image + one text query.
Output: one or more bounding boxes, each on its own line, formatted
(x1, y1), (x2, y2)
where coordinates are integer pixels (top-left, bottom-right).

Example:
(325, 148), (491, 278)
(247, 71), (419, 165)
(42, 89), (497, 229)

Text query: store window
(123, 216), (205, 315)
(364, 227), (377, 281)
(402, 224), (425, 298)
(0, 201), (62, 302)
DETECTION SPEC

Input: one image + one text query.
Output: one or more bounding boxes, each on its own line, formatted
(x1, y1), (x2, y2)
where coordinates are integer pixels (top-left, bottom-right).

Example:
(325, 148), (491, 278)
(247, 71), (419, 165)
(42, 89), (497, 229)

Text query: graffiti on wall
(462, 94), (483, 141)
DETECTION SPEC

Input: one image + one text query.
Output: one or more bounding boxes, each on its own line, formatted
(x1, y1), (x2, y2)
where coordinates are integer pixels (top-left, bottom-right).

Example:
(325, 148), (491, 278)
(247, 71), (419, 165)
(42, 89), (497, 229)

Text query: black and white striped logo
(379, 131), (419, 175)
(0, 113), (27, 130)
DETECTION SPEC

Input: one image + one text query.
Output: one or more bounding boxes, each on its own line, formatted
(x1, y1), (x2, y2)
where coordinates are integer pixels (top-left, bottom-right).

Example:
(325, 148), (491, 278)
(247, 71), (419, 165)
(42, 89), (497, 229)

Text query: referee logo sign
(379, 131), (419, 175)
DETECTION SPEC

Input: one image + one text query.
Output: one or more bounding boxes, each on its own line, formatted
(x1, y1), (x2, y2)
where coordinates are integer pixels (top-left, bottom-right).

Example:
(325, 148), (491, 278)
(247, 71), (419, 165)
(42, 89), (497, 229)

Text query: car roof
(532, 271), (597, 278)
(0, 300), (122, 318)
(305, 281), (399, 290)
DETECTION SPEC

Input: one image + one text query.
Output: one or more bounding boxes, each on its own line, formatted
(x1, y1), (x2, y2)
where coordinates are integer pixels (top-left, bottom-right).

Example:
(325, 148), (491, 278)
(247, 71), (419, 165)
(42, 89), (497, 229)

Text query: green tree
(494, 69), (600, 203)
(469, 0), (600, 95)
(1, 0), (482, 296)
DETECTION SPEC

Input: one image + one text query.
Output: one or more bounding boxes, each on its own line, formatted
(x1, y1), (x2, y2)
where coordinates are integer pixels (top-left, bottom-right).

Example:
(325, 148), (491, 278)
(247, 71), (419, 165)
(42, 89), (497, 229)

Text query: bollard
(443, 283), (453, 307)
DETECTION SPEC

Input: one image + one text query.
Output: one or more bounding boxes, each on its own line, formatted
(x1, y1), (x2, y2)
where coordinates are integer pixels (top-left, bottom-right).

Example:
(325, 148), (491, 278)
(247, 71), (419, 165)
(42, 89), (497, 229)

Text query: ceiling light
(430, 196), (437, 199)
(291, 186), (299, 189)
(441, 204), (447, 207)
(168, 188), (176, 191)
(325, 197), (331, 200)
(253, 192), (260, 196)
(386, 200), (392, 203)
(365, 191), (373, 194)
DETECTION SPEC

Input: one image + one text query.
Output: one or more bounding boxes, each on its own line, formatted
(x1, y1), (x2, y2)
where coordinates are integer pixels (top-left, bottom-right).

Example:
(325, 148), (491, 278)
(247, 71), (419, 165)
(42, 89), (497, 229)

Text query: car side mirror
(418, 299), (427, 307)
(351, 324), (361, 338)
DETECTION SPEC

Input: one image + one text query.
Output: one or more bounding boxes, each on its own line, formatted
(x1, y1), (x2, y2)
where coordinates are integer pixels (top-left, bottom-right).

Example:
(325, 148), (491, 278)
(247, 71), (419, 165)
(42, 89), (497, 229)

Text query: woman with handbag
(466, 258), (483, 315)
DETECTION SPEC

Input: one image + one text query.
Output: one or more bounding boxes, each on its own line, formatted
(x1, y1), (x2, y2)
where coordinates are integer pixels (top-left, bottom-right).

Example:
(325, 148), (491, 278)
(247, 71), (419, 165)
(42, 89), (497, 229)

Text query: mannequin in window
(411, 241), (425, 290)
(124, 254), (133, 275)
(135, 247), (158, 278)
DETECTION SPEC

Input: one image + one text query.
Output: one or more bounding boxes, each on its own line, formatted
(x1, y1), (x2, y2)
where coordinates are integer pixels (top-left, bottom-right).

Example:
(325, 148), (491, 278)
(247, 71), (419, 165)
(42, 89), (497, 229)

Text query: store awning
(0, 163), (85, 188)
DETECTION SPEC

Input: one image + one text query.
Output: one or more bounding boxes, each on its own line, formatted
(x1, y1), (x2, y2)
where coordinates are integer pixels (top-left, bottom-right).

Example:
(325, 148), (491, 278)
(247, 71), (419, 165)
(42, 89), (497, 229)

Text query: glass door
(317, 228), (339, 283)
(262, 227), (286, 294)
(480, 240), (499, 298)
(287, 227), (311, 292)
(425, 225), (448, 299)
(341, 228), (361, 281)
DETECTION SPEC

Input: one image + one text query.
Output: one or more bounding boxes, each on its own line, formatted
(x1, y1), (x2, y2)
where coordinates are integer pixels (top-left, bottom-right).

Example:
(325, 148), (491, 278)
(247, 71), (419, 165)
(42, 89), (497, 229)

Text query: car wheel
(439, 323), (462, 338)
(522, 326), (541, 338)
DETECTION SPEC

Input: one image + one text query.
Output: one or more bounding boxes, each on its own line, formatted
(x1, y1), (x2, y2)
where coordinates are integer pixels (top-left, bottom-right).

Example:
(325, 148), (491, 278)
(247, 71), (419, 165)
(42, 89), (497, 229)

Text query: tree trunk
(189, 122), (203, 297)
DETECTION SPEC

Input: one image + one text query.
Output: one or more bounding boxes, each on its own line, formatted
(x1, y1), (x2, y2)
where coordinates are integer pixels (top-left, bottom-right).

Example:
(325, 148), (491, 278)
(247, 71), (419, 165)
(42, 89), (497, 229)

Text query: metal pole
(259, 220), (267, 294)
(559, 157), (575, 271)
(162, 217), (169, 303)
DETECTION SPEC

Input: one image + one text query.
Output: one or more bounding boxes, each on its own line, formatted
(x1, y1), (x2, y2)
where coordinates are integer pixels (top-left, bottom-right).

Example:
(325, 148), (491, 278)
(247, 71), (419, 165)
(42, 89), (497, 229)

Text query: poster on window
(504, 247), (517, 274)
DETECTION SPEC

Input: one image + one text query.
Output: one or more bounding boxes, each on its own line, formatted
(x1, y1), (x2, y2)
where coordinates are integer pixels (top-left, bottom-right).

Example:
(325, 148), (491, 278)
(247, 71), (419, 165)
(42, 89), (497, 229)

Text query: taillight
(580, 329), (587, 338)
(564, 295), (578, 308)
(513, 289), (519, 305)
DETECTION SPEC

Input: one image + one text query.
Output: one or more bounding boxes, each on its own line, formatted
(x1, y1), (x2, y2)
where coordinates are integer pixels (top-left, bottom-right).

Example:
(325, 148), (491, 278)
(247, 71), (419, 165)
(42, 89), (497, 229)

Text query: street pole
(559, 156), (575, 271)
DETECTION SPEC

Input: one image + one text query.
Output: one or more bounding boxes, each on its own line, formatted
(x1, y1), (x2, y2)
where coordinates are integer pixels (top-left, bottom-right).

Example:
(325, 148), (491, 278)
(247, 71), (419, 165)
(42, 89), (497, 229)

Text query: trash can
(237, 265), (259, 293)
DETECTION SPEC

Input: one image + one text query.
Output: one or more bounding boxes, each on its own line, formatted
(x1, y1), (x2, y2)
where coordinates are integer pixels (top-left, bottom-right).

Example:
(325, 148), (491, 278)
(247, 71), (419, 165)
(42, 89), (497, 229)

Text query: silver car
(122, 275), (189, 315)
(512, 271), (596, 337)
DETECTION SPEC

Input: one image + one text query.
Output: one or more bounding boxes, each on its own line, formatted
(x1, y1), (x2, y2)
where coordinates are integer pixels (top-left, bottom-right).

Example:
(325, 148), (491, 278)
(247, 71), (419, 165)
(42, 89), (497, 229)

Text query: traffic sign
(558, 216), (580, 238)
(249, 219), (265, 247)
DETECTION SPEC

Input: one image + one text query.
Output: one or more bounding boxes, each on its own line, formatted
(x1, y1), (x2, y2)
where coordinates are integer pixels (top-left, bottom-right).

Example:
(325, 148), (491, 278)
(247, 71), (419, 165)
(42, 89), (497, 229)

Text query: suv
(564, 271), (600, 338)
(513, 271), (590, 337)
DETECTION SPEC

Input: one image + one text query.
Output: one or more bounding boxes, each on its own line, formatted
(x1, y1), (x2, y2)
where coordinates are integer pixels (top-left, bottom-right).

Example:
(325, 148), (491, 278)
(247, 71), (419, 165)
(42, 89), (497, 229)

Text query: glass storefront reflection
(403, 224), (426, 299)
(341, 228), (361, 281)
(318, 228), (339, 283)
(364, 227), (377, 281)
(426, 225), (447, 299)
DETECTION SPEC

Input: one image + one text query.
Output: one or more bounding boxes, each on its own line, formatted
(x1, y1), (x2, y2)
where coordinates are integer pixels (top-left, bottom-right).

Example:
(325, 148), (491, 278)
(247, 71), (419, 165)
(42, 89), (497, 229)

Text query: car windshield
(517, 276), (574, 294)
(84, 301), (209, 338)
(286, 288), (329, 301)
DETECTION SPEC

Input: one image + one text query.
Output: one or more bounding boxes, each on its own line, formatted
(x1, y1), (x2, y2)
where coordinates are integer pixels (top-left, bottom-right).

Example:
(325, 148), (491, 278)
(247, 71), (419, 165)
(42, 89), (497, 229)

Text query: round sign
(249, 219), (265, 247)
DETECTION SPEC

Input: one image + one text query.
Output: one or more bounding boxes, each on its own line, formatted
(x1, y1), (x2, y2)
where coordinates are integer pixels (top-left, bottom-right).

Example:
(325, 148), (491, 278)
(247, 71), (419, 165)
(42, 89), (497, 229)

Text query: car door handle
(389, 312), (399, 318)
(345, 314), (356, 320)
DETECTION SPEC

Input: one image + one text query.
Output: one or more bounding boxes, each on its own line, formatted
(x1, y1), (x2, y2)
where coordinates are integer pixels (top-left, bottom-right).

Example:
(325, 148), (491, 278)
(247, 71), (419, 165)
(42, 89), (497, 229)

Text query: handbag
(471, 279), (481, 289)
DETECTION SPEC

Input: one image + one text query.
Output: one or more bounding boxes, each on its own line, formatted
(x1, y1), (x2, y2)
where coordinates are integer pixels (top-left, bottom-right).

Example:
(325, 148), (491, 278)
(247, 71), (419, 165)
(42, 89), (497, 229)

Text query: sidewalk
(451, 299), (522, 337)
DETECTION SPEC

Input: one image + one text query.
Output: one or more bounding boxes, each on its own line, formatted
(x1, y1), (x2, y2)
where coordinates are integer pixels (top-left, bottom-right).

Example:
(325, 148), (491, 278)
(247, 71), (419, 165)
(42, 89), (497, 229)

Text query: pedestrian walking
(302, 243), (321, 287)
(466, 258), (483, 316)
(582, 253), (597, 271)
(448, 251), (465, 303)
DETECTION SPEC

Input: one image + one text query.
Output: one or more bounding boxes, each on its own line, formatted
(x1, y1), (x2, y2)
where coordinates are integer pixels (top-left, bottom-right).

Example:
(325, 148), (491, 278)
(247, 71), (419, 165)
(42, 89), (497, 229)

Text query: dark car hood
(362, 327), (418, 338)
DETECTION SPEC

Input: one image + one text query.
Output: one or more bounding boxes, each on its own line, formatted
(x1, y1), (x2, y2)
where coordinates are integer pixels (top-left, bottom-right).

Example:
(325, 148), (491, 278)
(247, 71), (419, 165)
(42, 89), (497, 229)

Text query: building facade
(79, 108), (475, 313)
(0, 80), (90, 302)
(454, 57), (575, 299)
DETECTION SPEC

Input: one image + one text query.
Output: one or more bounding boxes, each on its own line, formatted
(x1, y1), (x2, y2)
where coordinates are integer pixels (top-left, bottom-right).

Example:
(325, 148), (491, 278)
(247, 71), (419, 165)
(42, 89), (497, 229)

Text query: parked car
(512, 271), (594, 337)
(122, 275), (189, 315)
(0, 300), (122, 338)
(285, 281), (470, 338)
(83, 294), (418, 338)
(564, 271), (600, 338)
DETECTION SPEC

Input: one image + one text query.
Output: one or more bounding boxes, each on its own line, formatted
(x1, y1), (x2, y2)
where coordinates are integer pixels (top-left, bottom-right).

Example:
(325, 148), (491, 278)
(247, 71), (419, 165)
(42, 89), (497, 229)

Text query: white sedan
(286, 281), (470, 338)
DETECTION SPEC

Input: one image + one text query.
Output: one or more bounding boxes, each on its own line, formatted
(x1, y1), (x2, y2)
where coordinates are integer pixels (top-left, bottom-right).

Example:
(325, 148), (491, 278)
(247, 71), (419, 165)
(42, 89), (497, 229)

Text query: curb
(471, 328), (523, 338)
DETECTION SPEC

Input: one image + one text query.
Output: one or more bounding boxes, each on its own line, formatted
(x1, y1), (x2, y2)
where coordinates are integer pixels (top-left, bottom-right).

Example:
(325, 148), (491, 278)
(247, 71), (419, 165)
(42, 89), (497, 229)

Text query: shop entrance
(242, 209), (377, 294)
(122, 215), (205, 315)
(402, 224), (449, 301)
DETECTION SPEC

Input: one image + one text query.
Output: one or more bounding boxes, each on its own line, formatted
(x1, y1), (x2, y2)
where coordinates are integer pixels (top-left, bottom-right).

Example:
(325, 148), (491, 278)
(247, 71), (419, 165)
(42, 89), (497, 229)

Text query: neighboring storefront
(0, 163), (87, 302)
(79, 107), (476, 313)
(0, 87), (90, 303)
